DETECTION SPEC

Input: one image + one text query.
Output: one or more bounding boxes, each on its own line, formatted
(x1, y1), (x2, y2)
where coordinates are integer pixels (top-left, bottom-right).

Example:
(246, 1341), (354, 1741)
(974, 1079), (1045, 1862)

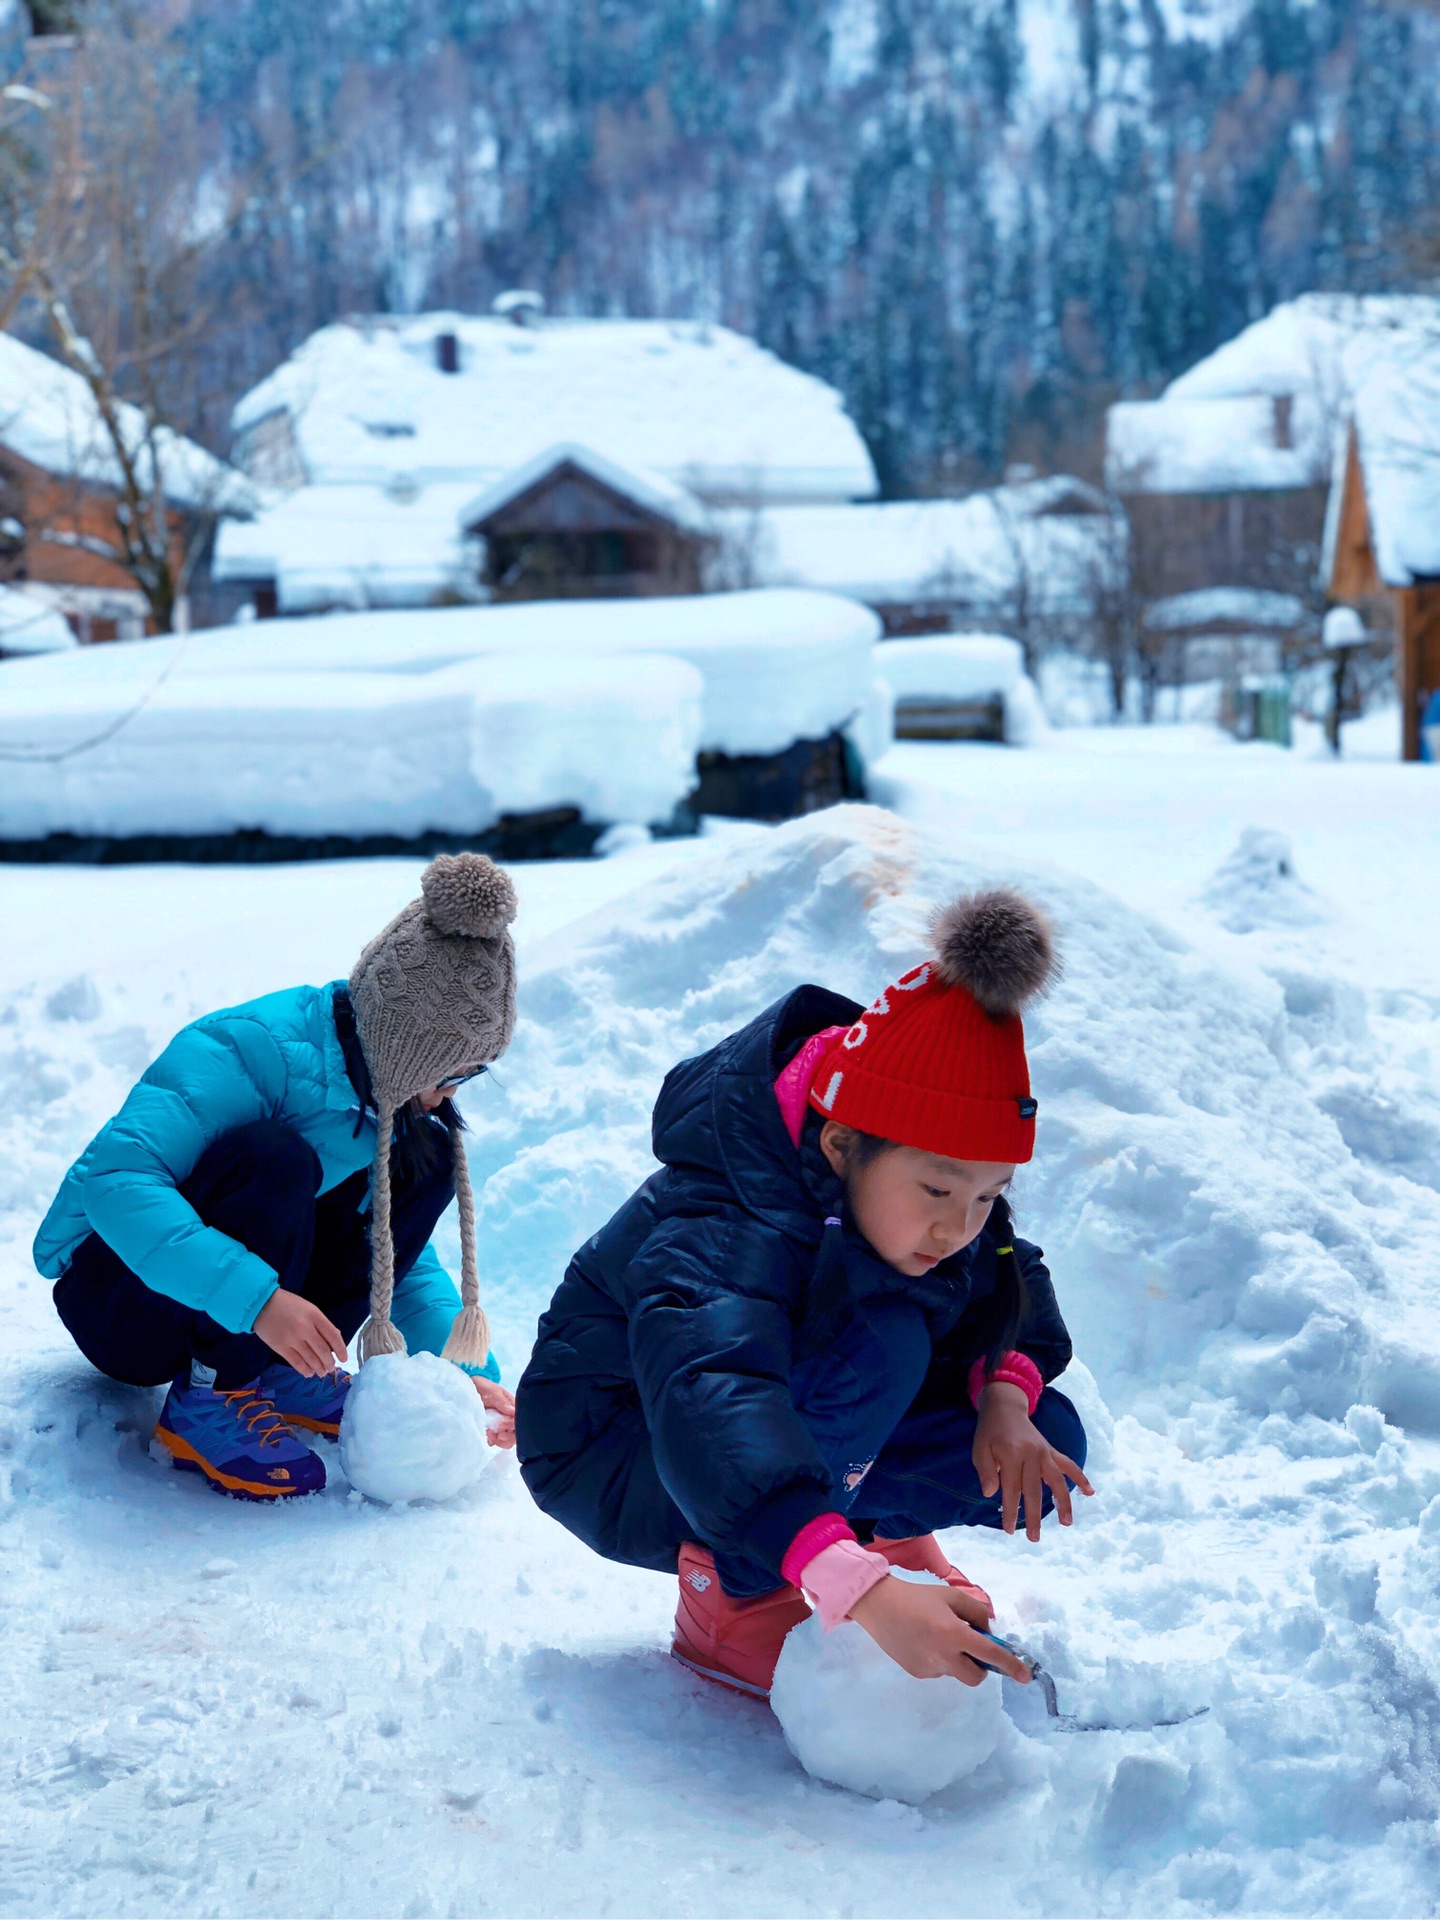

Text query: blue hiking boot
(258, 1362), (352, 1439)
(153, 1370), (326, 1501)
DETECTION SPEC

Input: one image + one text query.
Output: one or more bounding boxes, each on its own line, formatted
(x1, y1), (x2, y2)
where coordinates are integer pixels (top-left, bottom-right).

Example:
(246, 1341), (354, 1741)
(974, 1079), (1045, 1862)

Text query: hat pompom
(930, 888), (1058, 1019)
(421, 853), (518, 939)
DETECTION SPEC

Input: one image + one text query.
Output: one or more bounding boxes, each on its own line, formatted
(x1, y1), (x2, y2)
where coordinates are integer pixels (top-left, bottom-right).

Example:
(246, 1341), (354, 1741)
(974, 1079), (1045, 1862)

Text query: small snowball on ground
(338, 1351), (493, 1506)
(770, 1587), (1004, 1804)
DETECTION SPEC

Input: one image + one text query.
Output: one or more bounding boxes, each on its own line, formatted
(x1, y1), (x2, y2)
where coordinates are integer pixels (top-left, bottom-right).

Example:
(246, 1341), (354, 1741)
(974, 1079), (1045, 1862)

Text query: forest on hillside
(5, 0), (1440, 492)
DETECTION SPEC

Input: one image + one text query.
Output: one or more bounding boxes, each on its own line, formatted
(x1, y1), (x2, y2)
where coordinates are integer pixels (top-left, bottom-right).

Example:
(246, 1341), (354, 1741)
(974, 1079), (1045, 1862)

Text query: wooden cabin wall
(1125, 484), (1329, 601)
(1400, 585), (1440, 761)
(0, 443), (185, 633)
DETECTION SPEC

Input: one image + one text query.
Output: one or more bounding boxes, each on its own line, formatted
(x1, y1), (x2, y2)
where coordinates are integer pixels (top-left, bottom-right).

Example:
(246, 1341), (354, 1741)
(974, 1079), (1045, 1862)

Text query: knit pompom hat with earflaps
(348, 852), (518, 1369)
(808, 888), (1059, 1163)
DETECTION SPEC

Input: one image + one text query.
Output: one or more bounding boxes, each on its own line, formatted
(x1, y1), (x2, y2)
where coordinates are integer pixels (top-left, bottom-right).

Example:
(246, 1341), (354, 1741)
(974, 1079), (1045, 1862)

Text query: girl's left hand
(473, 1377), (517, 1449)
(973, 1380), (1093, 1540)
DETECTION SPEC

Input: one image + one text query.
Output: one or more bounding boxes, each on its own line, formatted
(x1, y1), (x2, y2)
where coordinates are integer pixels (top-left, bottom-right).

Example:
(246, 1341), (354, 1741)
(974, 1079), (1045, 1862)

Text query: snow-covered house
(215, 306), (876, 616)
(465, 444), (714, 601)
(1106, 294), (1440, 607)
(726, 475), (1121, 641)
(0, 331), (256, 641)
(1325, 336), (1440, 761)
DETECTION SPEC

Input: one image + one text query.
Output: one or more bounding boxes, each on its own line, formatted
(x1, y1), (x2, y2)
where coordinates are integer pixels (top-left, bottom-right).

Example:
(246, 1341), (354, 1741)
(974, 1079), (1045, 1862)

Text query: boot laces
(219, 1386), (290, 1448)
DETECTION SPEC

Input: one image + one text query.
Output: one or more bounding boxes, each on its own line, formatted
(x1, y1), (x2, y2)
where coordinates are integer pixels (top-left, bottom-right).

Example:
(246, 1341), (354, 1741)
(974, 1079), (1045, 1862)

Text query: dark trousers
(716, 1294), (1088, 1596)
(52, 1119), (453, 1390)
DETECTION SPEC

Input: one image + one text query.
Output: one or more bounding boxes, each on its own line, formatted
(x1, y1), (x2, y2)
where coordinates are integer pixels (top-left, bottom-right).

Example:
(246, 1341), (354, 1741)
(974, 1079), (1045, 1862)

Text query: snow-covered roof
(213, 482), (480, 613)
(0, 583), (75, 655)
(733, 477), (1117, 611)
(1106, 393), (1330, 494)
(229, 313), (877, 506)
(460, 442), (708, 533)
(1347, 342), (1440, 587)
(1106, 293), (1440, 497)
(0, 332), (257, 514)
(1142, 589), (1308, 633)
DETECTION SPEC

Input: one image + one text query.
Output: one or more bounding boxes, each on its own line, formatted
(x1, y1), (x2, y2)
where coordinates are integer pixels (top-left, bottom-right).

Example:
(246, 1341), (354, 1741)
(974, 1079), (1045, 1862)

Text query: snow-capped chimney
(435, 332), (460, 375)
(492, 289), (545, 329)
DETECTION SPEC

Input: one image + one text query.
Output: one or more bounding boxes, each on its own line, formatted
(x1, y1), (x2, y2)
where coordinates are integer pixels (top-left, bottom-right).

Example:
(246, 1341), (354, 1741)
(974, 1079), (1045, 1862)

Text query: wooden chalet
(0, 332), (256, 640)
(462, 444), (711, 602)
(0, 438), (170, 641)
(1326, 417), (1440, 763)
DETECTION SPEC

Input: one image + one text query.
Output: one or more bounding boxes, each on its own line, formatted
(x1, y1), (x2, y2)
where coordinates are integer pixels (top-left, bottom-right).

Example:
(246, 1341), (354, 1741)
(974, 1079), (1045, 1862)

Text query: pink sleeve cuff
(967, 1350), (1044, 1416)
(781, 1513), (857, 1588)
(798, 1539), (891, 1632)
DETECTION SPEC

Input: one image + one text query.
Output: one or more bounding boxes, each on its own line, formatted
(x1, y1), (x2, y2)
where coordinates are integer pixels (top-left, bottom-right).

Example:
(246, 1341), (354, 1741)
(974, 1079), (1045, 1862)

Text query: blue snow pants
(715, 1293), (1087, 1596)
(52, 1119), (452, 1390)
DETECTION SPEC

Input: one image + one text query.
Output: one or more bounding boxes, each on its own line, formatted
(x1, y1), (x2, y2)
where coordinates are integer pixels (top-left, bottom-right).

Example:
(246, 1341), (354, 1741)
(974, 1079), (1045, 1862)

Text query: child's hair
(832, 1124), (1028, 1372)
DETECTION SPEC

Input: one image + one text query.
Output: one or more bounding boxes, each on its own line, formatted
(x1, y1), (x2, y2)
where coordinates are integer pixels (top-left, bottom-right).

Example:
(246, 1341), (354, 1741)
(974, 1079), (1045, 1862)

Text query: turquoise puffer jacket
(34, 980), (497, 1374)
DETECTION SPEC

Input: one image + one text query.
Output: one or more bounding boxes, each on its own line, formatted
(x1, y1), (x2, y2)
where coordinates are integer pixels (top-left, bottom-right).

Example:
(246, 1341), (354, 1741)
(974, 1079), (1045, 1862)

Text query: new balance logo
(685, 1571), (713, 1593)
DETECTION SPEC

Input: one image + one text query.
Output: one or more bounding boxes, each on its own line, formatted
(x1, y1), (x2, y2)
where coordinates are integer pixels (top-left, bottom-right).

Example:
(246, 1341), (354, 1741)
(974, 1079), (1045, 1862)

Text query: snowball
(770, 1584), (1004, 1804)
(338, 1351), (493, 1506)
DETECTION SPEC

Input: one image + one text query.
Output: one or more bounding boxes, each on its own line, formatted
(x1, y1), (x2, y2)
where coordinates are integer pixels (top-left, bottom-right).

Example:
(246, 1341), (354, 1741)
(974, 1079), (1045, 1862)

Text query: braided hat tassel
(357, 1097), (407, 1364)
(440, 1117), (492, 1374)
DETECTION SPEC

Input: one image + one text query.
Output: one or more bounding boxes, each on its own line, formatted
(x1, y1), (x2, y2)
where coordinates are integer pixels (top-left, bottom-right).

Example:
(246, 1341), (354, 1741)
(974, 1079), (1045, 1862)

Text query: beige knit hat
(349, 852), (518, 1370)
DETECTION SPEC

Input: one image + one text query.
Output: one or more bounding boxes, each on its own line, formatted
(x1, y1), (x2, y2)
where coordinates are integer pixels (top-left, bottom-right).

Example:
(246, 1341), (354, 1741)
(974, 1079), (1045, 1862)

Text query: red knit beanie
(807, 889), (1058, 1163)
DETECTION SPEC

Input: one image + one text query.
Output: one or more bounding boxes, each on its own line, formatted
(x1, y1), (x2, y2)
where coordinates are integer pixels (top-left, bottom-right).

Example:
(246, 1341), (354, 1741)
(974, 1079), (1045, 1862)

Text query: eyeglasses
(436, 1065), (489, 1093)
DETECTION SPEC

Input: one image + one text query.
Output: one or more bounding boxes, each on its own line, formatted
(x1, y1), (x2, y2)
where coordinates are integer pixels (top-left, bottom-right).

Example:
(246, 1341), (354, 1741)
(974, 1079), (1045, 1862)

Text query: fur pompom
(930, 888), (1058, 1018)
(421, 853), (518, 940)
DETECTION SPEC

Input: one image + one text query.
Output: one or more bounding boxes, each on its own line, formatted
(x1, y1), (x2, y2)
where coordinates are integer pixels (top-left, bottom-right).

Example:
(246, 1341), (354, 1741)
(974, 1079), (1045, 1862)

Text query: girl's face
(820, 1122), (1015, 1277)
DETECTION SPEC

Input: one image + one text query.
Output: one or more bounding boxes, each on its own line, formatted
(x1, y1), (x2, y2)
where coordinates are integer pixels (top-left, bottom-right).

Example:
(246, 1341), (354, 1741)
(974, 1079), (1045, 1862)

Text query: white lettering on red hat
(815, 1069), (845, 1111)
(844, 965), (929, 1051)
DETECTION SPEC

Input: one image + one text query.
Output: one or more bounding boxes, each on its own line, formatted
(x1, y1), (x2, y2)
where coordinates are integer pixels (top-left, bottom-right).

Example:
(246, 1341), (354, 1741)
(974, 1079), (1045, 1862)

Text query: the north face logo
(267, 1468), (291, 1483)
(685, 1570), (713, 1593)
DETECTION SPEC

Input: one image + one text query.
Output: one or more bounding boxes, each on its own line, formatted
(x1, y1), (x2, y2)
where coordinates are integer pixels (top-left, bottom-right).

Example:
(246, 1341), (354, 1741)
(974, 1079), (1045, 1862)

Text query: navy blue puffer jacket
(516, 985), (1072, 1584)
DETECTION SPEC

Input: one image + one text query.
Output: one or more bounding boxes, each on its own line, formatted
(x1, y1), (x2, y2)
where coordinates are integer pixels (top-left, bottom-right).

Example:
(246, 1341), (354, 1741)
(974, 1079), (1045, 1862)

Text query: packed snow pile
(337, 1351), (495, 1506)
(0, 652), (703, 840)
(0, 590), (882, 839)
(770, 1578), (1005, 1802)
(1199, 826), (1330, 932)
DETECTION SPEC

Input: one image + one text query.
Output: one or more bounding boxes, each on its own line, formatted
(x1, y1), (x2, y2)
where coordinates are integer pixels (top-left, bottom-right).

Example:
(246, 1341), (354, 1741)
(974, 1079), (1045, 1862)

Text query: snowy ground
(3, 726), (1440, 1917)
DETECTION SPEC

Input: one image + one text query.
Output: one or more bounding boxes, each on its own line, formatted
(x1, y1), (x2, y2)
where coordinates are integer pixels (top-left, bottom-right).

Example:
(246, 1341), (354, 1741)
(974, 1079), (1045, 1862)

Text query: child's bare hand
(973, 1380), (1093, 1540)
(849, 1576), (1032, 1686)
(474, 1377), (516, 1449)
(254, 1291), (346, 1376)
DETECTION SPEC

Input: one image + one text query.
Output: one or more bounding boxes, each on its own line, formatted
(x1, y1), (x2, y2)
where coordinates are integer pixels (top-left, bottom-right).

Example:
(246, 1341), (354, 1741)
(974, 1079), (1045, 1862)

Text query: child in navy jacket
(517, 889), (1091, 1697)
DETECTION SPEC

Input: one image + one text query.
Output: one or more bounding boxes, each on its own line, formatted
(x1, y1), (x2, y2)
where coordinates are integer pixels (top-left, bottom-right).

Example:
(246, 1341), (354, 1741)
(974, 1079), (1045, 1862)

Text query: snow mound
(770, 1582), (1004, 1803)
(1200, 826), (1330, 932)
(0, 652), (702, 839)
(337, 1351), (494, 1506)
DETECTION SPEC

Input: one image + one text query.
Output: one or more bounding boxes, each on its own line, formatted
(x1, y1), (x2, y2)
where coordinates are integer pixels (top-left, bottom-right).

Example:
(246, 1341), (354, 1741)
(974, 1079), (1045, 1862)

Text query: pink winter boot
(671, 1543), (812, 1699)
(865, 1534), (994, 1617)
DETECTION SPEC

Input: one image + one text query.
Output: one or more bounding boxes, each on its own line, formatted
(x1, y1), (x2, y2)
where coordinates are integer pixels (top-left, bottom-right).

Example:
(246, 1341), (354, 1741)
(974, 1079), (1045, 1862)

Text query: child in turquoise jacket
(35, 854), (519, 1501)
